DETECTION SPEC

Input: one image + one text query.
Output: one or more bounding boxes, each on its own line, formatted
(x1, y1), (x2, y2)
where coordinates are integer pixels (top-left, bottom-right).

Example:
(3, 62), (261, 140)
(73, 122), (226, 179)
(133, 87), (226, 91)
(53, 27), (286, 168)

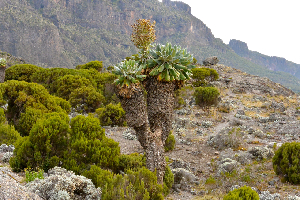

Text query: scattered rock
(203, 56), (219, 66)
(172, 168), (198, 192)
(217, 158), (239, 175)
(122, 128), (137, 140)
(202, 120), (213, 128)
(1, 152), (13, 163)
(248, 146), (274, 160)
(0, 144), (15, 153)
(259, 191), (281, 200)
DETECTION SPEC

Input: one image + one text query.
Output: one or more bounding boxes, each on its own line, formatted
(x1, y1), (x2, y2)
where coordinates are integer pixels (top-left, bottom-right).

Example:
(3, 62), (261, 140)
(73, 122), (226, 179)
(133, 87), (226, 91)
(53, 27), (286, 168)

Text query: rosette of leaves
(146, 43), (195, 82)
(113, 59), (146, 98)
(0, 58), (7, 67)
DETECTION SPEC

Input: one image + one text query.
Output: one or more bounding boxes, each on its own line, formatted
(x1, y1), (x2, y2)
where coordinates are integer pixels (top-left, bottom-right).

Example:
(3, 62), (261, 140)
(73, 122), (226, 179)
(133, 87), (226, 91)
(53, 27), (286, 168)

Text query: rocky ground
(1, 64), (300, 199)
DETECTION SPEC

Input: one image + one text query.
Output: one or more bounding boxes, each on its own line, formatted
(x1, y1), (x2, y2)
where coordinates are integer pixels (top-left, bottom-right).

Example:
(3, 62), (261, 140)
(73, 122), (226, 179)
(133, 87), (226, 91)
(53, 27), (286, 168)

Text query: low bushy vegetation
(5, 64), (42, 82)
(96, 103), (126, 127)
(76, 60), (103, 71)
(191, 67), (219, 87)
(223, 186), (259, 200)
(193, 86), (220, 108)
(273, 142), (300, 184)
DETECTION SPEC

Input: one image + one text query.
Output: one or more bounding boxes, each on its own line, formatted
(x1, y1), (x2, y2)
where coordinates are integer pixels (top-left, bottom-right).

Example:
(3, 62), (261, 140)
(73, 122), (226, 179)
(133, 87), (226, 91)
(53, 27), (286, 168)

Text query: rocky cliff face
(0, 0), (213, 68)
(1, 0), (300, 92)
(229, 39), (300, 79)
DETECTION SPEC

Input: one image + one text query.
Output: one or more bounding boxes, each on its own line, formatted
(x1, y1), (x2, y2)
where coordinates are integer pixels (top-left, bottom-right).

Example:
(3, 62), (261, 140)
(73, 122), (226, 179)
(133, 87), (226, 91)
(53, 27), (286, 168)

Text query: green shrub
(164, 132), (175, 152)
(56, 75), (92, 100)
(0, 80), (70, 129)
(0, 123), (21, 145)
(273, 142), (300, 184)
(0, 107), (6, 124)
(25, 168), (44, 183)
(163, 166), (174, 196)
(5, 64), (42, 82)
(17, 107), (44, 136)
(69, 86), (105, 113)
(191, 67), (219, 87)
(101, 167), (164, 200)
(0, 58), (6, 68)
(82, 165), (114, 188)
(223, 186), (259, 200)
(193, 86), (220, 108)
(65, 115), (120, 173)
(10, 113), (70, 172)
(76, 60), (103, 72)
(117, 153), (146, 172)
(96, 103), (126, 127)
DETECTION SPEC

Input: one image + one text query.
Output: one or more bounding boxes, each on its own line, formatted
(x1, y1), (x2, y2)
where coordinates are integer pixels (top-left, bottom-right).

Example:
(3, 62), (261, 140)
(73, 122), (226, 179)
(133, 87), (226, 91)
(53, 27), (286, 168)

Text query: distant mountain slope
(0, 0), (299, 92)
(229, 39), (300, 80)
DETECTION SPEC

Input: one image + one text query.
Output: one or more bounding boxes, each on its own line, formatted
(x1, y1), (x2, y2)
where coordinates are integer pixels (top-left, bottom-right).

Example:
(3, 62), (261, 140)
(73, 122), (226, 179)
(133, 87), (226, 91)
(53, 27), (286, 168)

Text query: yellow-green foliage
(0, 107), (6, 124)
(117, 153), (146, 172)
(76, 60), (103, 72)
(163, 166), (174, 196)
(191, 67), (219, 87)
(193, 86), (220, 108)
(101, 167), (164, 200)
(96, 103), (126, 127)
(164, 132), (175, 152)
(10, 114), (121, 174)
(223, 186), (259, 200)
(10, 113), (70, 172)
(69, 86), (105, 113)
(5, 64), (42, 82)
(0, 123), (21, 146)
(17, 107), (43, 136)
(273, 142), (300, 184)
(66, 115), (120, 173)
(56, 75), (93, 100)
(0, 80), (70, 130)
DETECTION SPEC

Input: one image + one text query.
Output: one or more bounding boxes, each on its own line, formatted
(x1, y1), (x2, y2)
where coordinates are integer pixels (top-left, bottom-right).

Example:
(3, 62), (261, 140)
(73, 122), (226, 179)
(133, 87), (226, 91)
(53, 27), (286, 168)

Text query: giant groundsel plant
(147, 43), (196, 81)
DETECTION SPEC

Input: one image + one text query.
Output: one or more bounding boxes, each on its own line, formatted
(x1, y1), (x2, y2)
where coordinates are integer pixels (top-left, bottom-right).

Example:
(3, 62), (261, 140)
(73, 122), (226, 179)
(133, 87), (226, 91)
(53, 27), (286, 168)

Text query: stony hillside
(1, 63), (300, 199)
(1, 0), (300, 92)
(229, 39), (300, 80)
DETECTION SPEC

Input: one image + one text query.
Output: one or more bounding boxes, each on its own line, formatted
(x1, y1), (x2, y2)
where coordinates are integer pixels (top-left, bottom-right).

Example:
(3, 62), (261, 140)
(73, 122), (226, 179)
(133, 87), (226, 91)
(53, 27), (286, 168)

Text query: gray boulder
(171, 168), (198, 191)
(203, 56), (219, 66)
(0, 144), (14, 153)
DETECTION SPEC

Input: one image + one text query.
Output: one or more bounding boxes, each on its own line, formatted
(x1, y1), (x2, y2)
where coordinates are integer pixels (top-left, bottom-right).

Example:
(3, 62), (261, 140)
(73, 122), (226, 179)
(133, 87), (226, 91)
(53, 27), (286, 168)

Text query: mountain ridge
(0, 0), (300, 92)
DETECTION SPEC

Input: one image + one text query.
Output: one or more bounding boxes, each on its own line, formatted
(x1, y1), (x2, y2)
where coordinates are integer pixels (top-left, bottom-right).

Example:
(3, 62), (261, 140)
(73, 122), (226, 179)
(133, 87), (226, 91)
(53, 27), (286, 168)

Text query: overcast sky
(159, 0), (300, 64)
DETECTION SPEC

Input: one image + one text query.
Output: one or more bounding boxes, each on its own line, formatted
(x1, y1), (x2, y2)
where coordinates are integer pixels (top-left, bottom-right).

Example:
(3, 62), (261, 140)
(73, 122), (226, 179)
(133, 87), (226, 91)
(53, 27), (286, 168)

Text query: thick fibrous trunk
(0, 67), (6, 83)
(145, 76), (175, 144)
(118, 79), (175, 184)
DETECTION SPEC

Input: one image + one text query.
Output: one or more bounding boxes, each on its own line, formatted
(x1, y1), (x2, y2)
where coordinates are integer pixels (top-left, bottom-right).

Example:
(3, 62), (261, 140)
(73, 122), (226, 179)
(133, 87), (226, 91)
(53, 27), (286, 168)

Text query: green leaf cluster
(0, 108), (21, 145)
(113, 59), (146, 88)
(223, 186), (259, 200)
(273, 142), (300, 184)
(147, 43), (195, 81)
(191, 67), (219, 87)
(193, 86), (220, 108)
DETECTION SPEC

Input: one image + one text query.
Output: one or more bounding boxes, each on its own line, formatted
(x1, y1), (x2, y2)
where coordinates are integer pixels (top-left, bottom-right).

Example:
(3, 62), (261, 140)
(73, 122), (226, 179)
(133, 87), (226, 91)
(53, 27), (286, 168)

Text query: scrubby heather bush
(193, 86), (220, 108)
(69, 86), (105, 113)
(191, 67), (219, 87)
(101, 167), (164, 200)
(76, 60), (103, 72)
(26, 167), (101, 200)
(164, 132), (175, 152)
(0, 80), (70, 133)
(96, 103), (126, 127)
(273, 142), (300, 184)
(5, 64), (42, 82)
(117, 153), (146, 172)
(10, 113), (70, 172)
(0, 124), (21, 145)
(223, 186), (259, 200)
(56, 75), (93, 100)
(163, 166), (174, 195)
(0, 107), (6, 124)
(65, 115), (120, 173)
(17, 107), (43, 136)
